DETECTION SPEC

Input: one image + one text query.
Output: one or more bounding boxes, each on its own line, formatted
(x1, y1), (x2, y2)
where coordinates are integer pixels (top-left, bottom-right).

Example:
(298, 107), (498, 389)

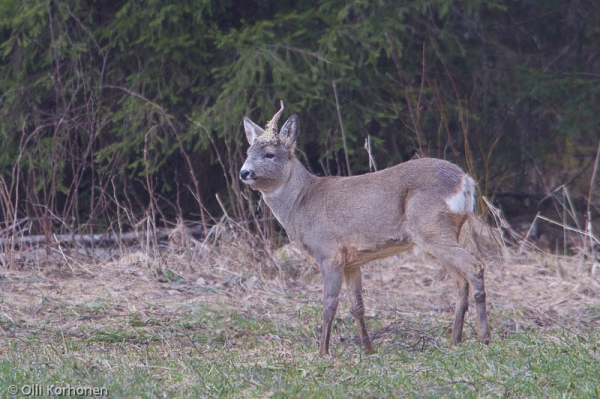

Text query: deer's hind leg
(414, 221), (491, 344)
(426, 243), (490, 344)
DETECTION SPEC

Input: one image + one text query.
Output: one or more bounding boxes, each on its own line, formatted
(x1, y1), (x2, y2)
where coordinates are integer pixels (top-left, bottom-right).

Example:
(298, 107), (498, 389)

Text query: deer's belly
(336, 241), (415, 269)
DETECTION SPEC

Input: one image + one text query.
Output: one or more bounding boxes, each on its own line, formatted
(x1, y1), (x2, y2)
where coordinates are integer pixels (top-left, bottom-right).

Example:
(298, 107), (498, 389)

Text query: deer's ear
(280, 114), (299, 149)
(243, 117), (264, 145)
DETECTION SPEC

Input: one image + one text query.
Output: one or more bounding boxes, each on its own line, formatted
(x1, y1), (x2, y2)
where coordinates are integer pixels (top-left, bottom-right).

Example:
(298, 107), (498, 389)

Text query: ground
(0, 227), (599, 397)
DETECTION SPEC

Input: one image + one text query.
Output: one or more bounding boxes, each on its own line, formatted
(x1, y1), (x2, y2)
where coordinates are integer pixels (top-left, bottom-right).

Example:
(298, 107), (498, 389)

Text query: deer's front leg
(344, 267), (374, 354)
(318, 259), (343, 357)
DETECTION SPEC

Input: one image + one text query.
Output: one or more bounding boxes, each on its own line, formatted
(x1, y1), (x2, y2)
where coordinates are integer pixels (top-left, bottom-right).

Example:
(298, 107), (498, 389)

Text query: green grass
(1, 303), (598, 398)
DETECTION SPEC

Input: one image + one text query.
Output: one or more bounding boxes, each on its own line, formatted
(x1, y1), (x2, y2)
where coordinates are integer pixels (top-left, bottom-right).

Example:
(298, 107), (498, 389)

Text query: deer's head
(240, 101), (299, 193)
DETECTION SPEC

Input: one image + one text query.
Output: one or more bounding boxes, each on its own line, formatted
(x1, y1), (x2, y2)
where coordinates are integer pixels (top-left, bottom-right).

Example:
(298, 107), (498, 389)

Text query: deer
(239, 101), (491, 357)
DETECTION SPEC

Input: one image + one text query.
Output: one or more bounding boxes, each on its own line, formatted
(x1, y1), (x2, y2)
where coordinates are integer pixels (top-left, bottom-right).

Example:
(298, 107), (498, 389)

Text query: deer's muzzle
(240, 169), (256, 183)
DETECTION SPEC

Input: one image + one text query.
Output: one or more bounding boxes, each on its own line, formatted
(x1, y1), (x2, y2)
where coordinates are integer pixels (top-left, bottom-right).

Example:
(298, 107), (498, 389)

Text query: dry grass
(0, 218), (598, 397)
(1, 217), (598, 347)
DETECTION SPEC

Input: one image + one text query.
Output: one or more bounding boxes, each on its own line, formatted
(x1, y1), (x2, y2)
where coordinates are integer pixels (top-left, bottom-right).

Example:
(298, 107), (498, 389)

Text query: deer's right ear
(243, 117), (264, 145)
(280, 114), (299, 149)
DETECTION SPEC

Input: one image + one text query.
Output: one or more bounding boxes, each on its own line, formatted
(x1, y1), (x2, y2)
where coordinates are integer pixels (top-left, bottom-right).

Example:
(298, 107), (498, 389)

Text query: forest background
(1, 2), (599, 396)
(1, 0), (599, 248)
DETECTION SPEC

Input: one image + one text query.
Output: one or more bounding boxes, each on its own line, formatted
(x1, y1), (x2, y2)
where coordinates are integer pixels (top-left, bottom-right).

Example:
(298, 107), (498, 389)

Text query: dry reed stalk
(518, 212), (540, 254)
(364, 135), (377, 172)
(385, 32), (427, 156)
(482, 197), (517, 250)
(332, 80), (352, 176)
(536, 215), (599, 247)
(586, 140), (600, 264)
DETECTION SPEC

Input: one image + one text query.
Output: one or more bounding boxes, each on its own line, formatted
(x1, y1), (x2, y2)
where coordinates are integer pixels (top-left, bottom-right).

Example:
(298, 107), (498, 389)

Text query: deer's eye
(264, 153), (275, 159)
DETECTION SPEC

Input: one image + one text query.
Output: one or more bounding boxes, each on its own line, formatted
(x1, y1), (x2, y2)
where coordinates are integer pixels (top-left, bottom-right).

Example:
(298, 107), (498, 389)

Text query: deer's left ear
(279, 114), (299, 149)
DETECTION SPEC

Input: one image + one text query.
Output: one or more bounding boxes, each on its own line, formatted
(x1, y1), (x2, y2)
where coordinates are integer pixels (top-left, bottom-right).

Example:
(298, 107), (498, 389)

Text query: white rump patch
(413, 245), (423, 258)
(445, 175), (475, 214)
(446, 189), (467, 213)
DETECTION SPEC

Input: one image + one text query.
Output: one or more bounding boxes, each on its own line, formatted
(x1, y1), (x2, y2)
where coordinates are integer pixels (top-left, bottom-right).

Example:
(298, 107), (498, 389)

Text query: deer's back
(287, 157), (471, 264)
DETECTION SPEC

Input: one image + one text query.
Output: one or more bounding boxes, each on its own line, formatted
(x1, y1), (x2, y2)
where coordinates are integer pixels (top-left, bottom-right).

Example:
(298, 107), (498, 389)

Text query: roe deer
(240, 101), (491, 356)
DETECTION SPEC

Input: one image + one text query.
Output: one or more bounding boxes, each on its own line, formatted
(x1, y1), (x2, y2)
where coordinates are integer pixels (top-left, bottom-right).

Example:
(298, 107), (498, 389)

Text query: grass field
(1, 224), (599, 398)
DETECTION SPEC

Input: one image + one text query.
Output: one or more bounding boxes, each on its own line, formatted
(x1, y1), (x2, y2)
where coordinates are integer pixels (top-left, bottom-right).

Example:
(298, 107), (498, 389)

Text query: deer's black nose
(240, 169), (255, 181)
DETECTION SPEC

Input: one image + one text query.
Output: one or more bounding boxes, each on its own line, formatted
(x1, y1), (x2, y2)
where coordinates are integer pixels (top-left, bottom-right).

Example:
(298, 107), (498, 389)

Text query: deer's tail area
(463, 175), (476, 215)
(445, 174), (476, 215)
(458, 176), (504, 259)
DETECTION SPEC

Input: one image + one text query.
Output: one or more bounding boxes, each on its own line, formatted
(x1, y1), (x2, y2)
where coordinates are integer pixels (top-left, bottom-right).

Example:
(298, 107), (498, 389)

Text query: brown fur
(240, 105), (491, 356)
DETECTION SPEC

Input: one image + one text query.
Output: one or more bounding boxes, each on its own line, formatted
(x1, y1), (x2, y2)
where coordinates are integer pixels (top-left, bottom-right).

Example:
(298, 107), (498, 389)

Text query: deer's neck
(261, 158), (316, 229)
